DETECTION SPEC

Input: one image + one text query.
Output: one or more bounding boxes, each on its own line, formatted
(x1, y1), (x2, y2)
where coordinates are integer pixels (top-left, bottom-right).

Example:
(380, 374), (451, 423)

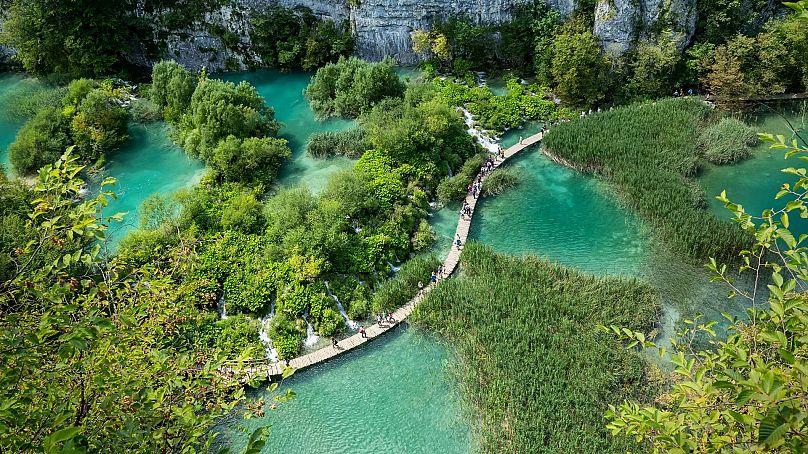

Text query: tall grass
(543, 97), (749, 262)
(698, 117), (758, 164)
(306, 128), (369, 158)
(371, 254), (440, 313)
(482, 167), (522, 196)
(412, 242), (660, 453)
(0, 82), (65, 121)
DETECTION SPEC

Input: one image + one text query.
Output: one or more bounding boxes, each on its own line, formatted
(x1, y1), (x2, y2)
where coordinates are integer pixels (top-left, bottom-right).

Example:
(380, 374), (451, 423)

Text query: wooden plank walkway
(234, 131), (545, 381)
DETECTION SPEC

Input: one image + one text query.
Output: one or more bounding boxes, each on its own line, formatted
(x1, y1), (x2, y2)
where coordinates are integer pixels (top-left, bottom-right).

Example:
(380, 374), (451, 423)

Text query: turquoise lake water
(2, 68), (804, 453)
(216, 326), (472, 454)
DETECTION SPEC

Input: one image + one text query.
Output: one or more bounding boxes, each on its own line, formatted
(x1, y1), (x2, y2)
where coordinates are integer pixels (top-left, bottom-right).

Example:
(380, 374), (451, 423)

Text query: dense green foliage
(0, 0), (232, 77)
(434, 77), (556, 133)
(8, 79), (128, 174)
(543, 97), (750, 261)
(121, 81), (472, 360)
(306, 128), (369, 158)
(437, 153), (486, 203)
(550, 19), (608, 106)
(413, 242), (661, 453)
(482, 167), (522, 196)
(250, 6), (354, 71)
(150, 62), (291, 186)
(304, 57), (406, 119)
(0, 154), (289, 452)
(606, 118), (808, 453)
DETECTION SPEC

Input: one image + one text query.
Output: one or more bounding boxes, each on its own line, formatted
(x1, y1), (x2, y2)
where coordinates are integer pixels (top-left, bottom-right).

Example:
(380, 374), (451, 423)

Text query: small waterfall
(302, 313), (320, 347)
(324, 281), (359, 330)
(258, 303), (278, 362)
(460, 108), (499, 154)
(388, 262), (402, 273)
(217, 294), (228, 319)
(446, 162), (453, 177)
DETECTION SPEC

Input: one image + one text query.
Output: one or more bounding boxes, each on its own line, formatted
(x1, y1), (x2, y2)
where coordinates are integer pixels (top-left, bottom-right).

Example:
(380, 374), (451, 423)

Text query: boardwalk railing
(236, 131), (546, 379)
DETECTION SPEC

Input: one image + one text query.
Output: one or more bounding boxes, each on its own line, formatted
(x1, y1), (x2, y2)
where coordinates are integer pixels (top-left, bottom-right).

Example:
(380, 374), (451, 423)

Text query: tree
(624, 36), (682, 100)
(1, 0), (135, 76)
(70, 89), (129, 162)
(150, 61), (197, 124)
(304, 56), (405, 119)
(210, 135), (291, 185)
(550, 20), (607, 106)
(0, 151), (299, 451)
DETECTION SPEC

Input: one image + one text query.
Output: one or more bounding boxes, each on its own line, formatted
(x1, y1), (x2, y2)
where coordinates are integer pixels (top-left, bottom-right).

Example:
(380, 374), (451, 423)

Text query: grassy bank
(542, 97), (750, 262)
(412, 242), (661, 453)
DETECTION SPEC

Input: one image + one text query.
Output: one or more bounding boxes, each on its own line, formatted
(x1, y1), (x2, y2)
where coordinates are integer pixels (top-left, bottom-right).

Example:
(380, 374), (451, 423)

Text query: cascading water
(324, 281), (359, 330)
(217, 294), (228, 320)
(302, 312), (320, 347)
(460, 107), (499, 154)
(258, 302), (278, 363)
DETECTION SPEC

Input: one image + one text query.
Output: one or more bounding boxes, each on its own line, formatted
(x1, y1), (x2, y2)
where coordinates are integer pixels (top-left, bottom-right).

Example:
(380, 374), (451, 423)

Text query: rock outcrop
(593, 0), (697, 55)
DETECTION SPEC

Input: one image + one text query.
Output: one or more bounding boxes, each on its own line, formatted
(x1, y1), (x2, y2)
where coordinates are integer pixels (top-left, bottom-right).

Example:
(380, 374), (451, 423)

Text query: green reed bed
(542, 97), (750, 262)
(412, 242), (660, 453)
(371, 254), (440, 313)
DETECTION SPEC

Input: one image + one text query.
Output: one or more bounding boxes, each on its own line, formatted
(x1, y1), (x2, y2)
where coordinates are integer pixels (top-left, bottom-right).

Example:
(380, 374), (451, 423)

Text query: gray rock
(594, 0), (697, 56)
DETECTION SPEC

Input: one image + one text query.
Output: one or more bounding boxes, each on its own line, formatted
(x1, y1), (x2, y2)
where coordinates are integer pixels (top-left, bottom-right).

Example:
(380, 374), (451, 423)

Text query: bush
(699, 117), (758, 164)
(220, 192), (265, 234)
(437, 153), (486, 203)
(304, 56), (405, 119)
(8, 107), (71, 174)
(130, 99), (163, 123)
(178, 76), (281, 161)
(150, 61), (197, 123)
(117, 228), (177, 266)
(70, 89), (129, 162)
(267, 313), (303, 360)
(371, 254), (440, 314)
(210, 135), (291, 185)
(306, 128), (368, 158)
(482, 167), (522, 196)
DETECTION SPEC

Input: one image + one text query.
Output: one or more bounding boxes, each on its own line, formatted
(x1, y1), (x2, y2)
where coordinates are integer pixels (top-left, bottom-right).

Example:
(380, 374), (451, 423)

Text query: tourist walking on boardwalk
(431, 272), (437, 283)
(417, 280), (424, 294)
(359, 326), (367, 338)
(519, 135), (523, 144)
(331, 336), (338, 349)
(455, 235), (463, 250)
(376, 314), (382, 327)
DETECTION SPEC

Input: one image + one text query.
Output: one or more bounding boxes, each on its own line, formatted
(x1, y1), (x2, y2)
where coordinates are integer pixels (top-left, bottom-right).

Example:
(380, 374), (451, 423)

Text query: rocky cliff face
(593, 0), (697, 55)
(0, 0), (699, 72)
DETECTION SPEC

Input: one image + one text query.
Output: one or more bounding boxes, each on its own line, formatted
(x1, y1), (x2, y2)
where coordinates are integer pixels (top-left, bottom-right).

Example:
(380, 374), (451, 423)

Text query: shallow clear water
(700, 107), (808, 237)
(216, 326), (472, 454)
(94, 122), (205, 243)
(219, 70), (357, 193)
(0, 73), (34, 170)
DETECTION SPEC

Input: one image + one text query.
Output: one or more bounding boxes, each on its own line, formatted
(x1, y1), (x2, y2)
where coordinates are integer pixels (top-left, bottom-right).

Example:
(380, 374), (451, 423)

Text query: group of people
(673, 88), (696, 97)
(375, 311), (396, 327)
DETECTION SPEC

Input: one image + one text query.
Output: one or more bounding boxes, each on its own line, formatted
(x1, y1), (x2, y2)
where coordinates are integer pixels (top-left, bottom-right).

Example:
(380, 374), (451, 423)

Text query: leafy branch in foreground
(602, 129), (808, 451)
(0, 151), (294, 452)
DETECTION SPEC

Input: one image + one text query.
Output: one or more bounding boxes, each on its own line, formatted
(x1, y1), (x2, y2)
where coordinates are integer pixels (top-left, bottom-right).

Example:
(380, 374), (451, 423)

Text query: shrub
(0, 81), (65, 121)
(70, 89), (129, 162)
(130, 99), (163, 123)
(220, 192), (265, 234)
(210, 135), (291, 185)
(371, 254), (440, 313)
(306, 128), (368, 158)
(437, 153), (486, 203)
(699, 117), (758, 164)
(8, 107), (71, 174)
(482, 167), (522, 196)
(117, 228), (178, 266)
(267, 312), (303, 360)
(304, 56), (405, 119)
(150, 61), (197, 123)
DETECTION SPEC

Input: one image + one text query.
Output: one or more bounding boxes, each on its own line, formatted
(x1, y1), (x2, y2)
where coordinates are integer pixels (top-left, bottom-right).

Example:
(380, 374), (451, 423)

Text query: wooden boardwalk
(235, 131), (545, 381)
